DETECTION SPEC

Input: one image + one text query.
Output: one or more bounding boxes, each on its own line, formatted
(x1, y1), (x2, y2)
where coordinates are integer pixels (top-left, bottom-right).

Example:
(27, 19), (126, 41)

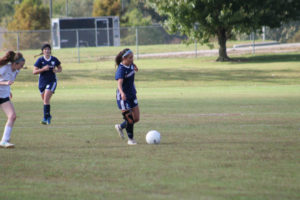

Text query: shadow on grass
(15, 54), (300, 84)
(16, 68), (300, 84)
(136, 68), (300, 84)
(232, 54), (300, 63)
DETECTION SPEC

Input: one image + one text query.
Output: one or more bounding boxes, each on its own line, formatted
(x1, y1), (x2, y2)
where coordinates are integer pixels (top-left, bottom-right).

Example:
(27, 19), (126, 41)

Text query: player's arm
(0, 80), (14, 85)
(33, 66), (50, 75)
(117, 79), (126, 100)
(0, 73), (14, 85)
(133, 63), (138, 72)
(53, 64), (62, 73)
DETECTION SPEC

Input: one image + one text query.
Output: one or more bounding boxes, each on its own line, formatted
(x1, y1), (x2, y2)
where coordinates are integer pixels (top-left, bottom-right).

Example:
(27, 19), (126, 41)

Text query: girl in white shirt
(0, 51), (25, 148)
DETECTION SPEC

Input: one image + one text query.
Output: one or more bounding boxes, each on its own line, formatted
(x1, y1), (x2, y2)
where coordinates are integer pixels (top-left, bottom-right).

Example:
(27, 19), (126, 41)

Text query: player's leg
(0, 100), (16, 148)
(115, 97), (127, 139)
(122, 109), (137, 145)
(124, 98), (139, 145)
(131, 105), (140, 123)
(43, 82), (56, 125)
(43, 89), (53, 124)
(39, 86), (48, 124)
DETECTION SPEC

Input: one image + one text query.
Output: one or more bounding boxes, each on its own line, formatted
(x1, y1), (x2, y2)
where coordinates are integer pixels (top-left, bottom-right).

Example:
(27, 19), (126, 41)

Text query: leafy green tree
(68, 0), (94, 17)
(120, 0), (177, 46)
(148, 0), (300, 61)
(266, 21), (300, 43)
(0, 0), (16, 23)
(52, 0), (65, 17)
(289, 29), (300, 42)
(93, 0), (121, 17)
(4, 0), (50, 49)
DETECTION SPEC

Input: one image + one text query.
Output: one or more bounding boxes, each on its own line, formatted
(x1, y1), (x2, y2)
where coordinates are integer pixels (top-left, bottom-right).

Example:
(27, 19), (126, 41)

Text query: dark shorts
(39, 81), (57, 94)
(117, 97), (138, 110)
(0, 97), (10, 105)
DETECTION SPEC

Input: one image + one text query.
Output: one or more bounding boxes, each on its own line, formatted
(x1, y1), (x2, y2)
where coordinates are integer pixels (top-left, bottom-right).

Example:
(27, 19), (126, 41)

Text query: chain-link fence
(0, 23), (300, 63)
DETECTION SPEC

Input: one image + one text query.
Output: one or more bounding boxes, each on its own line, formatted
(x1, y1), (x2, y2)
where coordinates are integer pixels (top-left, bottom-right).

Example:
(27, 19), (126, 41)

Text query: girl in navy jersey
(33, 44), (62, 125)
(0, 51), (25, 148)
(114, 48), (140, 145)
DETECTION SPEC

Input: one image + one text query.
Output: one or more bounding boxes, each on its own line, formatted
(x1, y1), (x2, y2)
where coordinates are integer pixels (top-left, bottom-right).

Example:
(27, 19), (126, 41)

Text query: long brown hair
(0, 51), (24, 67)
(115, 48), (131, 67)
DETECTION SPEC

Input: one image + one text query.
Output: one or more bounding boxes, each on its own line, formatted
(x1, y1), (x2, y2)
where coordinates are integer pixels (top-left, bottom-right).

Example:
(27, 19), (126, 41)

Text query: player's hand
(121, 93), (126, 101)
(43, 65), (50, 71)
(133, 64), (138, 72)
(7, 80), (14, 85)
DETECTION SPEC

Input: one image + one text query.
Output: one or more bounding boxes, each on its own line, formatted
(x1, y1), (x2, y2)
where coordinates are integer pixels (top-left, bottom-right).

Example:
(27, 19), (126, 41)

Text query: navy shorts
(117, 97), (138, 110)
(39, 81), (57, 94)
(0, 97), (10, 105)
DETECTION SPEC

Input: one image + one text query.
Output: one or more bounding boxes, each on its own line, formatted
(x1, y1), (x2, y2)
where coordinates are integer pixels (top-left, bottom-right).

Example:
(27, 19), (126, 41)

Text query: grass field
(18, 40), (272, 64)
(0, 53), (300, 200)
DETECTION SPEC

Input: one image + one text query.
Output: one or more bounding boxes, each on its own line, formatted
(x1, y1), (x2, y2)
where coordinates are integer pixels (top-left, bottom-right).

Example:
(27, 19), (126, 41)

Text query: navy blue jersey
(115, 63), (136, 99)
(34, 56), (61, 86)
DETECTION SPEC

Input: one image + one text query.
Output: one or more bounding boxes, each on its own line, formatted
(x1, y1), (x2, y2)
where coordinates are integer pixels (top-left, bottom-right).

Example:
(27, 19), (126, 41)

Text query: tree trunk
(216, 28), (231, 61)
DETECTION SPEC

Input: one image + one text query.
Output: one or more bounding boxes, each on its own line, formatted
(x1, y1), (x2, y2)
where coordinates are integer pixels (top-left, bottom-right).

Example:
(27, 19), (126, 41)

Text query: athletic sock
(126, 123), (134, 139)
(120, 121), (127, 129)
(1, 126), (12, 143)
(44, 104), (50, 118)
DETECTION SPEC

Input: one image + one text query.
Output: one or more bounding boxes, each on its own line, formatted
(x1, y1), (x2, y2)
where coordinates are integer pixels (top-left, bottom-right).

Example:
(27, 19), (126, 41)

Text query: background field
(0, 52), (300, 200)
(19, 40), (272, 64)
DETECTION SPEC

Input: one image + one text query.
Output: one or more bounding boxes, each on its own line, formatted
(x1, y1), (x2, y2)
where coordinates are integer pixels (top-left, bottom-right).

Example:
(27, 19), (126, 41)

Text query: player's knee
(127, 113), (134, 124)
(122, 111), (134, 124)
(134, 116), (139, 123)
(8, 113), (16, 122)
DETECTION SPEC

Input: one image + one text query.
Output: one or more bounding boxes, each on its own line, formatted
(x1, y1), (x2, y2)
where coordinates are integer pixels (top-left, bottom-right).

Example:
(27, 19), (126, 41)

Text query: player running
(0, 51), (25, 148)
(114, 49), (140, 145)
(33, 44), (62, 125)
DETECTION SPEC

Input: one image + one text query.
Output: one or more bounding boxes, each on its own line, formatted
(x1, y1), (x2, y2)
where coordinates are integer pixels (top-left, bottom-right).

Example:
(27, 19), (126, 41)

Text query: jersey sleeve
(115, 66), (125, 80)
(54, 57), (61, 66)
(34, 58), (42, 68)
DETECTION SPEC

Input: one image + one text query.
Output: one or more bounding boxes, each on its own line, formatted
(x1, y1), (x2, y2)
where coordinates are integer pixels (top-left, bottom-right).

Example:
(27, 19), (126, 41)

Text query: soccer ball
(146, 130), (161, 144)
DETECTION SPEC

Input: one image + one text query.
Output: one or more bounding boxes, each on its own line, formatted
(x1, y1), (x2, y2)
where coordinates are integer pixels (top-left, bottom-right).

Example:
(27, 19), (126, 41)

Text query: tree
(4, 0), (49, 49)
(93, 0), (121, 17)
(266, 21), (300, 43)
(148, 0), (300, 61)
(119, 0), (175, 46)
(68, 0), (94, 17)
(0, 0), (16, 23)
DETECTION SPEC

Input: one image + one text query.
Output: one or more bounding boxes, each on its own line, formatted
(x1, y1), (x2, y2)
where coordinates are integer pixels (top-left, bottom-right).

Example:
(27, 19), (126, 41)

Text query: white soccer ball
(146, 130), (161, 144)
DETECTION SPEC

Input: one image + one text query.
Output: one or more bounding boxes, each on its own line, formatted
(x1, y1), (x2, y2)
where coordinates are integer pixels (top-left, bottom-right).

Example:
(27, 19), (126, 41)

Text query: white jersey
(0, 64), (19, 98)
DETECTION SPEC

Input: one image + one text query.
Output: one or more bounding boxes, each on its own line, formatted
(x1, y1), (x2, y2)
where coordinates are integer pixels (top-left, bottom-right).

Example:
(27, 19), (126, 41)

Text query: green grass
(0, 53), (300, 200)
(19, 40), (272, 64)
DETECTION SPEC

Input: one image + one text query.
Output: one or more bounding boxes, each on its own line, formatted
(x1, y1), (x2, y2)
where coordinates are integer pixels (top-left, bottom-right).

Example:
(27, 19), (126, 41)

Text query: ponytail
(115, 48), (131, 67)
(34, 52), (43, 58)
(0, 51), (25, 67)
(0, 51), (16, 67)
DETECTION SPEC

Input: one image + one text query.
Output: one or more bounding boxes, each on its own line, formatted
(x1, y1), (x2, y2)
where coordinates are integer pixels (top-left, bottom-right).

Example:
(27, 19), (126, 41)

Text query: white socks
(1, 126), (12, 143)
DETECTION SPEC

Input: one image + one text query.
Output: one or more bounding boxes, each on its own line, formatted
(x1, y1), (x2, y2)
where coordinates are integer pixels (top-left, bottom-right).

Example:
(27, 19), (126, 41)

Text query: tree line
(1, 0), (300, 61)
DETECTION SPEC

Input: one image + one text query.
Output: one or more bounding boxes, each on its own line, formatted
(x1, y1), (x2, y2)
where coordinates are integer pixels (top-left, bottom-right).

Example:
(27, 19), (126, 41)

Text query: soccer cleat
(41, 117), (47, 125)
(0, 141), (15, 148)
(127, 139), (137, 145)
(115, 124), (125, 139)
(46, 115), (52, 125)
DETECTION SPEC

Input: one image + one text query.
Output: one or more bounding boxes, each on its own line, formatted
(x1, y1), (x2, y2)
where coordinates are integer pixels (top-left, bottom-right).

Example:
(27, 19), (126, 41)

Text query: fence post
(76, 29), (80, 63)
(195, 40), (197, 58)
(262, 26), (266, 41)
(17, 32), (20, 51)
(136, 27), (139, 60)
